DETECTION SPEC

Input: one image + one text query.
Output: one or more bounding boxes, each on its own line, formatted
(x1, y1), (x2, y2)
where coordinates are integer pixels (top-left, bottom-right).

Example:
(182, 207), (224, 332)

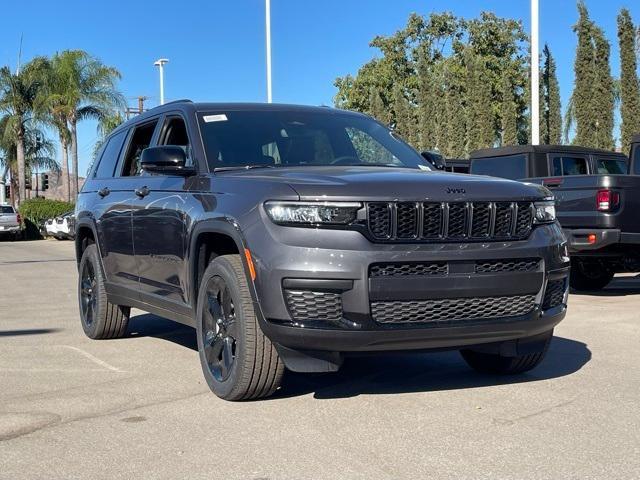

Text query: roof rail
(153, 99), (193, 108)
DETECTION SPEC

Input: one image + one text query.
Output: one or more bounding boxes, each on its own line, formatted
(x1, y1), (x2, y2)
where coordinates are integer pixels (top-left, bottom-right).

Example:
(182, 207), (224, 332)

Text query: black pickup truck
(469, 145), (640, 291)
(629, 134), (640, 174)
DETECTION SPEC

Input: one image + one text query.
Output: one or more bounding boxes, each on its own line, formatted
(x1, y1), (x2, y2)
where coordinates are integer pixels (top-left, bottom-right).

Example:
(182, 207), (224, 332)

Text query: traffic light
(42, 173), (49, 191)
(25, 178), (31, 190)
(5, 184), (10, 199)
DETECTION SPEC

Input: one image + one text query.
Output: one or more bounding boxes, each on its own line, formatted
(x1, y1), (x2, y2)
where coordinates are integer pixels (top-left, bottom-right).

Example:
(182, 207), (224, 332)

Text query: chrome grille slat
(366, 201), (534, 242)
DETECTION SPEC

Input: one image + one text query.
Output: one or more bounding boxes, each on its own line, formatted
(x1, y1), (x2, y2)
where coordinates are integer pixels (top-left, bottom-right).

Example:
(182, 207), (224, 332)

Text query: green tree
(467, 55), (494, 151)
(49, 50), (124, 200)
(368, 86), (389, 124)
(617, 8), (640, 151)
(501, 75), (518, 145)
(0, 58), (48, 204)
(592, 27), (615, 149)
(571, 1), (597, 147)
(392, 83), (417, 146)
(540, 44), (562, 144)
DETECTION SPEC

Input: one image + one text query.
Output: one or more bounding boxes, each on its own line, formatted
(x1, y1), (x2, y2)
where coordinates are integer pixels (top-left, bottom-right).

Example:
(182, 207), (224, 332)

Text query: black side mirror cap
(141, 146), (196, 175)
(421, 151), (446, 170)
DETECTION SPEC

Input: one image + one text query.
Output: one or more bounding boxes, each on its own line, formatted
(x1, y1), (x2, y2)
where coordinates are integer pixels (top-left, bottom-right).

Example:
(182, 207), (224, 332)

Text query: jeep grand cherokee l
(75, 101), (570, 400)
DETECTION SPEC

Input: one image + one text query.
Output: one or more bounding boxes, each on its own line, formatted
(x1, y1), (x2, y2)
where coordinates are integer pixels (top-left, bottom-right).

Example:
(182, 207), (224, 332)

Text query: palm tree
(39, 57), (72, 202)
(50, 50), (124, 199)
(0, 119), (59, 205)
(0, 57), (48, 204)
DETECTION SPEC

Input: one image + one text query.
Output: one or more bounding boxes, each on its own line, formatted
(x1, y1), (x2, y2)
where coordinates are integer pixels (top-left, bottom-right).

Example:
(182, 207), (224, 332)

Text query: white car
(0, 205), (22, 240)
(46, 211), (75, 240)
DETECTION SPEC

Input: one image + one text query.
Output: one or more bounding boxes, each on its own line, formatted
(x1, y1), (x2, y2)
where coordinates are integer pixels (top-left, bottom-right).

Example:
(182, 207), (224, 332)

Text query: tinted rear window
(551, 156), (588, 176)
(470, 154), (527, 180)
(1, 206), (15, 214)
(95, 130), (127, 178)
(596, 157), (627, 174)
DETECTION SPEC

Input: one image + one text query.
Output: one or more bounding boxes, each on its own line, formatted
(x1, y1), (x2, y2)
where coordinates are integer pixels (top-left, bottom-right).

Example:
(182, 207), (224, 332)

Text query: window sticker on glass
(203, 114), (228, 123)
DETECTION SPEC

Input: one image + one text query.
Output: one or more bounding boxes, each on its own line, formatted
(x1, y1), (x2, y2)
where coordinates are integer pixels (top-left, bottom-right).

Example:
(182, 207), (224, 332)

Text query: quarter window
(596, 157), (627, 174)
(94, 130), (127, 178)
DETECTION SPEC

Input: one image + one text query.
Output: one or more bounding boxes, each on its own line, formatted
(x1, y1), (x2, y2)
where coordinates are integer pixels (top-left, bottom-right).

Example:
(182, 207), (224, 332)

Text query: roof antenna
(16, 33), (23, 75)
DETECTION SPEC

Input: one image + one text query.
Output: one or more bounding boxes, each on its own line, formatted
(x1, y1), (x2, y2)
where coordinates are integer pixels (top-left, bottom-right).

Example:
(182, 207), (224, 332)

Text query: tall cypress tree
(392, 84), (417, 146)
(368, 86), (389, 124)
(467, 55), (494, 152)
(545, 45), (563, 144)
(540, 44), (562, 144)
(417, 53), (437, 151)
(445, 80), (467, 158)
(592, 27), (615, 150)
(572, 1), (597, 147)
(501, 75), (518, 146)
(617, 8), (640, 151)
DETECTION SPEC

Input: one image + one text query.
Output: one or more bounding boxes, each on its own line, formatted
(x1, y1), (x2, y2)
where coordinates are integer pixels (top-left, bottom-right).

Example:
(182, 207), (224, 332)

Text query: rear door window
(550, 156), (588, 176)
(596, 157), (628, 174)
(469, 154), (527, 180)
(94, 130), (127, 178)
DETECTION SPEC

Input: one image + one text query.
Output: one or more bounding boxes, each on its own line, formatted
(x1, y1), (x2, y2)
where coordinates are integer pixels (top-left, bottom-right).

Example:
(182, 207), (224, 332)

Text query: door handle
(97, 187), (110, 198)
(135, 186), (150, 198)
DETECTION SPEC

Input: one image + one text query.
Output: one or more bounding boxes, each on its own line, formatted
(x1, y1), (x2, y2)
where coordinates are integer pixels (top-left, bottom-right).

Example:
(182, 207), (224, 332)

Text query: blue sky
(1, 0), (639, 175)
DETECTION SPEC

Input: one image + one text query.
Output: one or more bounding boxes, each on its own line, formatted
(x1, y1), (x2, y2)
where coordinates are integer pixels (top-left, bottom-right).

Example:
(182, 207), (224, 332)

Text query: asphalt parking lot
(1, 240), (639, 479)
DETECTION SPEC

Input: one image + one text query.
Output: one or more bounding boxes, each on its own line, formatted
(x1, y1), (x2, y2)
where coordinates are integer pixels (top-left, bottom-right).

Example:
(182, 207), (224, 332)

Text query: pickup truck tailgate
(527, 174), (640, 233)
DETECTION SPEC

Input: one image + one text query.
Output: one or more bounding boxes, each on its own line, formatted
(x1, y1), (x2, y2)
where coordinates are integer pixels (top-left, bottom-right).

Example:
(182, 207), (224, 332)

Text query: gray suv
(75, 101), (570, 400)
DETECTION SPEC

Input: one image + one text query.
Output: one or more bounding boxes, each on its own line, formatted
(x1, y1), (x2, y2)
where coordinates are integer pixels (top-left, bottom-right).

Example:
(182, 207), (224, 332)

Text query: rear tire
(196, 254), (284, 401)
(78, 244), (130, 339)
(460, 333), (552, 375)
(570, 259), (613, 291)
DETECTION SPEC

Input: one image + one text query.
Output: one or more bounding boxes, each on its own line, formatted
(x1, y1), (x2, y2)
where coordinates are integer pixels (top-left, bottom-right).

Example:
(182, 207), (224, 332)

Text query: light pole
(154, 58), (169, 105)
(531, 0), (540, 145)
(265, 0), (272, 103)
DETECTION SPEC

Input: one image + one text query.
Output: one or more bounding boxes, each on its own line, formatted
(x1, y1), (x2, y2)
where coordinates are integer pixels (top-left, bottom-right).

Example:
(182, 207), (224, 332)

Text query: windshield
(470, 154), (527, 180)
(197, 109), (428, 170)
(1, 206), (15, 214)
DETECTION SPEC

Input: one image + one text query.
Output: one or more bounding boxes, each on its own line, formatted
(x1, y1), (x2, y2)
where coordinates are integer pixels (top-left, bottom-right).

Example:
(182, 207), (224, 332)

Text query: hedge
(19, 198), (75, 239)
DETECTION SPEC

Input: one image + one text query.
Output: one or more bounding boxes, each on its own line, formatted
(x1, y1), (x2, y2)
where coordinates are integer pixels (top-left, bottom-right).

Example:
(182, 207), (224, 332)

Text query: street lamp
(265, 0), (272, 103)
(531, 0), (540, 145)
(154, 58), (169, 105)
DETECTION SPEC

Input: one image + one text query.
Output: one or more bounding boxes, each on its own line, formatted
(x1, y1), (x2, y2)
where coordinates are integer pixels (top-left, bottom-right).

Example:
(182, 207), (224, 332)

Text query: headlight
(264, 201), (362, 225)
(533, 200), (556, 224)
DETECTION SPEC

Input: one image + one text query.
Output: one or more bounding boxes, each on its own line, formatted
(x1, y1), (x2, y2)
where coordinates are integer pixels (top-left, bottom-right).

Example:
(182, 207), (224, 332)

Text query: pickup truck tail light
(596, 189), (620, 212)
(16, 213), (21, 224)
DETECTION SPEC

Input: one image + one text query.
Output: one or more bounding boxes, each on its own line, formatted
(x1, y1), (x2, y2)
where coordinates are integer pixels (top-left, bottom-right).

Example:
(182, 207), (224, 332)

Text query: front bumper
(248, 221), (569, 353)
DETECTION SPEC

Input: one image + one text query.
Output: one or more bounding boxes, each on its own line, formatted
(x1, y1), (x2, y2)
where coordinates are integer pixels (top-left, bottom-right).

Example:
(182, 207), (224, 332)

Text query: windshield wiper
(213, 164), (276, 172)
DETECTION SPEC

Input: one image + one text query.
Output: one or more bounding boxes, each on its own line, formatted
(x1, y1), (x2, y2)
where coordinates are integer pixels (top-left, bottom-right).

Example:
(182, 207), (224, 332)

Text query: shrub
(19, 198), (75, 239)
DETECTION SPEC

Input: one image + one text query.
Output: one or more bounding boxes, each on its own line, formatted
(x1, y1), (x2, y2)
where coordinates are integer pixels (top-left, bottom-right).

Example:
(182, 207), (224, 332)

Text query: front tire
(196, 254), (284, 401)
(570, 259), (613, 291)
(460, 333), (552, 375)
(78, 244), (130, 339)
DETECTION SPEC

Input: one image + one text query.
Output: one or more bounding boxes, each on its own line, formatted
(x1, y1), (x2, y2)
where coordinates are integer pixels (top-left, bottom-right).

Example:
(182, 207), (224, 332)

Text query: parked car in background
(75, 101), (569, 401)
(46, 211), (75, 240)
(469, 145), (640, 291)
(0, 205), (22, 240)
(444, 158), (470, 174)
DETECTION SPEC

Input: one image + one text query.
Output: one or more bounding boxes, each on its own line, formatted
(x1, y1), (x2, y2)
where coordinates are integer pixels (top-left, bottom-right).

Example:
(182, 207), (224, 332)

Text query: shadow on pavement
(126, 313), (197, 351)
(126, 314), (590, 400)
(0, 328), (62, 337)
(571, 274), (640, 297)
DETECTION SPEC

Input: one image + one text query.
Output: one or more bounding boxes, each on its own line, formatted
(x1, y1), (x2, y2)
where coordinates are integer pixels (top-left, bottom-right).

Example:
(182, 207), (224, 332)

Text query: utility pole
(265, 0), (272, 103)
(154, 59), (169, 105)
(531, 0), (540, 145)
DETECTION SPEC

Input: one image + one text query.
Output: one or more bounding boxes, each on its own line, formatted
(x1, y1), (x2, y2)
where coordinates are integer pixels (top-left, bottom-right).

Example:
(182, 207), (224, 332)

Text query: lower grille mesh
(284, 290), (342, 321)
(542, 279), (566, 309)
(371, 295), (536, 324)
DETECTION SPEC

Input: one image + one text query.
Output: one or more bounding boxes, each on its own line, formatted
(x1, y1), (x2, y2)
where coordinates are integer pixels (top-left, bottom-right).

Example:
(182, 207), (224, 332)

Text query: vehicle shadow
(571, 274), (640, 297)
(127, 314), (590, 400)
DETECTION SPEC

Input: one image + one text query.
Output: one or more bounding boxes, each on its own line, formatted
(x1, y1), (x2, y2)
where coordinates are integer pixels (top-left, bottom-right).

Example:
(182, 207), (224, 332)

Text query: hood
(217, 166), (551, 202)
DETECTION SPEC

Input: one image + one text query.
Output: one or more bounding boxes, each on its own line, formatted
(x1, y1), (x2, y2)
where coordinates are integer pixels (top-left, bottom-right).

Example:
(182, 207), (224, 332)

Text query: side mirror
(140, 146), (195, 175)
(421, 151), (446, 170)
